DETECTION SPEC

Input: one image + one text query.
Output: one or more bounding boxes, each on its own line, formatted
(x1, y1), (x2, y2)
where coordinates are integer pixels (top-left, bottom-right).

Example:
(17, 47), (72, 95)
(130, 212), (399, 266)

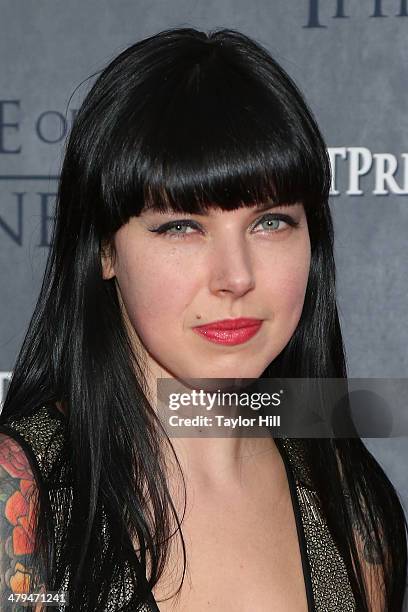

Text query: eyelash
(148, 213), (300, 239)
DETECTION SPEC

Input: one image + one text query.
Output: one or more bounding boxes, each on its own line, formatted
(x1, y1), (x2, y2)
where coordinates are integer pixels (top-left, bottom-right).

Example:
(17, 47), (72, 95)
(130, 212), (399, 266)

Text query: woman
(0, 27), (406, 611)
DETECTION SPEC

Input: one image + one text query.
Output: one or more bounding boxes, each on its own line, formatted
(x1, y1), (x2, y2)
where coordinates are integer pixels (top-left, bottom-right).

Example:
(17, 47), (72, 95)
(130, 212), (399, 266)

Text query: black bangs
(87, 28), (331, 232)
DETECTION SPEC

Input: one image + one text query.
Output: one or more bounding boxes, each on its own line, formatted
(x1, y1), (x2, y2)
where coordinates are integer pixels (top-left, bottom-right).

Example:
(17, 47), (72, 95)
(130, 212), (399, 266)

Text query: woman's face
(102, 202), (311, 383)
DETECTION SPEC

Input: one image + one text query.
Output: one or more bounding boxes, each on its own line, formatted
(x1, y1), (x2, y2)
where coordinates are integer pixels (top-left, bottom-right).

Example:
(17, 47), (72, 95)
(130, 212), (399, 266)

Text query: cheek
(114, 249), (193, 344)
(265, 246), (311, 328)
(281, 262), (310, 305)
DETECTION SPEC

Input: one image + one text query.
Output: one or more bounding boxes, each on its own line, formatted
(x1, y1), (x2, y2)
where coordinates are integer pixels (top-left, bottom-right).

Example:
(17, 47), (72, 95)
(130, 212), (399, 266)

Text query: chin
(195, 367), (265, 381)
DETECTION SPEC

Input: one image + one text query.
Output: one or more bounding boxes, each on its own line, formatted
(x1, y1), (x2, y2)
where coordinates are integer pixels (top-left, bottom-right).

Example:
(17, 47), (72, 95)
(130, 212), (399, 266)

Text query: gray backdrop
(0, 0), (407, 555)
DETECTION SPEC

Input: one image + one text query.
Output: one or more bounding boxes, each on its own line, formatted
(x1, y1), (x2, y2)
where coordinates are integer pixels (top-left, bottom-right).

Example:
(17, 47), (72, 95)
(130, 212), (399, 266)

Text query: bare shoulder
(0, 432), (45, 611)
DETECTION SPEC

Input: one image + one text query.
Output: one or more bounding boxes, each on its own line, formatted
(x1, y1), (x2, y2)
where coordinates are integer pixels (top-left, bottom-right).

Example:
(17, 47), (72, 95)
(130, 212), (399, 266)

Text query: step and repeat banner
(0, 1), (407, 508)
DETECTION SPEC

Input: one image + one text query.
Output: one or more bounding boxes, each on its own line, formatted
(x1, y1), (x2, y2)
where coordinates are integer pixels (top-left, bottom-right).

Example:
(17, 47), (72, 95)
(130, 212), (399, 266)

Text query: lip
(194, 317), (263, 331)
(192, 318), (263, 346)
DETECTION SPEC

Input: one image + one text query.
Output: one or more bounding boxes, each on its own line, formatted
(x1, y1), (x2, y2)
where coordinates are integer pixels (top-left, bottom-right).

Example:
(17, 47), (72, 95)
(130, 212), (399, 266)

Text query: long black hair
(1, 27), (406, 611)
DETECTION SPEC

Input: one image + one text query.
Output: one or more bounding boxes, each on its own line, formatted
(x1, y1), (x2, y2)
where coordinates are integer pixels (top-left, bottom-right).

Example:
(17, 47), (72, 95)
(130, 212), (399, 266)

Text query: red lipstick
(193, 317), (263, 346)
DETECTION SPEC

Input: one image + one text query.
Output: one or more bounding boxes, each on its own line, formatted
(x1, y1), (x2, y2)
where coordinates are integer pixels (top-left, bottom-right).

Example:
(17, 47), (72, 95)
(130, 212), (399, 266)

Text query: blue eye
(149, 220), (199, 237)
(148, 213), (299, 238)
(253, 213), (299, 232)
(255, 217), (281, 231)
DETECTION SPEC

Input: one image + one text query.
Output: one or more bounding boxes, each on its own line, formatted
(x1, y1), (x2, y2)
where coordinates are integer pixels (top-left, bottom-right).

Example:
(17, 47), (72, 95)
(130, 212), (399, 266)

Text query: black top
(0, 403), (356, 611)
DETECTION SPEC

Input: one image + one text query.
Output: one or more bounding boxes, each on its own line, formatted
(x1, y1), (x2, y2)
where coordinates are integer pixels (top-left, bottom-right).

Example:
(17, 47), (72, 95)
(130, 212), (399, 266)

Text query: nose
(208, 235), (255, 298)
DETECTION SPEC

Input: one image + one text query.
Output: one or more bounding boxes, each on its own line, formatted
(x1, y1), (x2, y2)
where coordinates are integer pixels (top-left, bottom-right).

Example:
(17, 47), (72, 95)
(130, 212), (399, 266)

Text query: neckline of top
(43, 403), (316, 612)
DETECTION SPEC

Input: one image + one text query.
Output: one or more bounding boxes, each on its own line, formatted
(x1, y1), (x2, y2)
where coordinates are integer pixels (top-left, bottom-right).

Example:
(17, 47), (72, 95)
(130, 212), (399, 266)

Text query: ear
(101, 240), (116, 280)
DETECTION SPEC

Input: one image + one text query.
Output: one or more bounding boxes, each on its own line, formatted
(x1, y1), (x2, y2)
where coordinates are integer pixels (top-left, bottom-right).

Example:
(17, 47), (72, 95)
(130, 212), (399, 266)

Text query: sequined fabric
(298, 485), (357, 611)
(280, 438), (356, 611)
(1, 405), (356, 611)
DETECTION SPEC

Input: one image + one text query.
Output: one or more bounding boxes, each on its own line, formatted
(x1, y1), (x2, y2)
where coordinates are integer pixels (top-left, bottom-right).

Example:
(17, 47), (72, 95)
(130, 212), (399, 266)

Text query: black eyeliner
(147, 219), (200, 234)
(255, 213), (300, 228)
(147, 212), (300, 235)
